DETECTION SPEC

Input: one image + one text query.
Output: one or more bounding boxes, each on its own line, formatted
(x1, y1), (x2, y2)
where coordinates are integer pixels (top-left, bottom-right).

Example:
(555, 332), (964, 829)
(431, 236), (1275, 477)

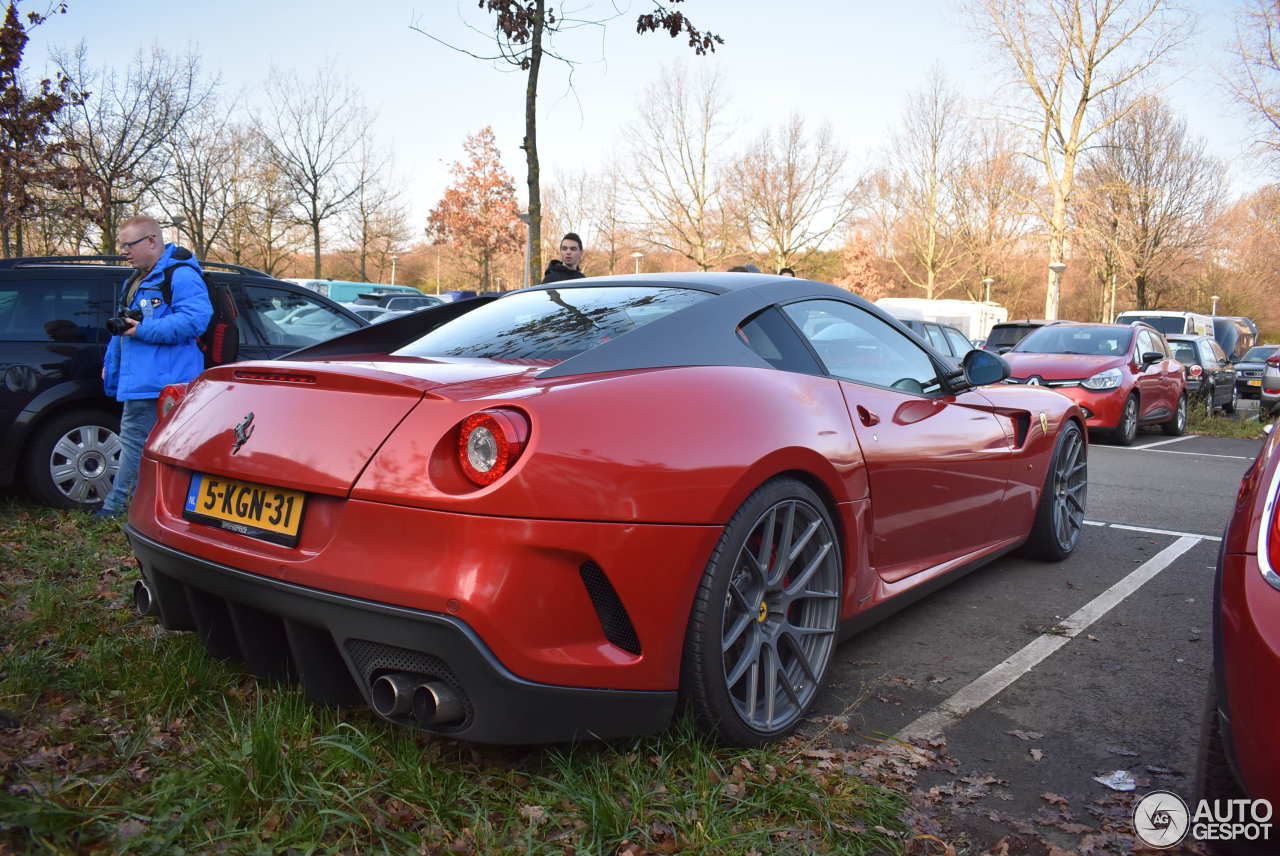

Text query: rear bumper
(126, 526), (677, 744)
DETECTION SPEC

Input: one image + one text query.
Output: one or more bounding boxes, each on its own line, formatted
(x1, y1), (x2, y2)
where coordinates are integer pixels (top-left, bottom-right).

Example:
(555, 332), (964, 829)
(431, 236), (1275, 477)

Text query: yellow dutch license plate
(183, 473), (306, 546)
(1250, 379), (1262, 387)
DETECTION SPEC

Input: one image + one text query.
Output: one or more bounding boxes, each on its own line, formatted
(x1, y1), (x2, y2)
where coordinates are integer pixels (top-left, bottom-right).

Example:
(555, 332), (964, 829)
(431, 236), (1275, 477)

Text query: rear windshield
(1168, 342), (1198, 365)
(986, 325), (1032, 347)
(1242, 346), (1279, 362)
(1119, 315), (1185, 334)
(1014, 326), (1133, 356)
(394, 286), (710, 361)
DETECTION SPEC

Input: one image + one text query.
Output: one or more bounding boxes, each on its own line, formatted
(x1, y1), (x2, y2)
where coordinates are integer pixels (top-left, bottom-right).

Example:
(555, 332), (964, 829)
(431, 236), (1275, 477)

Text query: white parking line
(1083, 519), (1222, 541)
(1134, 435), (1198, 450)
(1096, 446), (1254, 461)
(896, 534), (1202, 743)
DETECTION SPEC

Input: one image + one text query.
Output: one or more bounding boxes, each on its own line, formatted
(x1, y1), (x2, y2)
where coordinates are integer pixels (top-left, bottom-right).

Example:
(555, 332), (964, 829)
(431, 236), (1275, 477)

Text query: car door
(782, 299), (1013, 582)
(0, 271), (115, 472)
(1207, 340), (1235, 406)
(1132, 328), (1167, 418)
(234, 281), (364, 361)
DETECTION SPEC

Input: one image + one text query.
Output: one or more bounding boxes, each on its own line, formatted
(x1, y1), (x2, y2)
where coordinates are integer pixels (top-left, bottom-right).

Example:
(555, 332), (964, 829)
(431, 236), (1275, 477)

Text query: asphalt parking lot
(808, 428), (1263, 853)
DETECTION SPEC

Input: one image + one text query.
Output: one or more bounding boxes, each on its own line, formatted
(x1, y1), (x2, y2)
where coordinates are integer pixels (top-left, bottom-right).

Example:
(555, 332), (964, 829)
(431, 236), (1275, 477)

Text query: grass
(0, 496), (910, 855)
(1185, 396), (1269, 440)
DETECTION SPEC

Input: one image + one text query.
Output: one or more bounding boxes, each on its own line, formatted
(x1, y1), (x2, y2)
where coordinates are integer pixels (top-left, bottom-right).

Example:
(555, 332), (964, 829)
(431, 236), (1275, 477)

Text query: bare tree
(156, 102), (241, 258)
(971, 0), (1191, 318)
(730, 114), (851, 274)
(339, 133), (408, 281)
(214, 131), (307, 276)
(413, 1), (721, 286)
(257, 65), (366, 277)
(591, 159), (633, 274)
(55, 44), (212, 251)
(951, 122), (1040, 301)
(1077, 97), (1226, 311)
(628, 64), (735, 270)
(871, 70), (971, 299)
(1227, 0), (1280, 169)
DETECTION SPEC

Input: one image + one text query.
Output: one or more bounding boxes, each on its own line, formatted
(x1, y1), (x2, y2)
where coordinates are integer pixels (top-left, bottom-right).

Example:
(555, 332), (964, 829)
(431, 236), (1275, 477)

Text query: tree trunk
(15, 217), (24, 257)
(312, 220), (322, 278)
(1045, 189), (1069, 320)
(1135, 273), (1148, 309)
(524, 0), (544, 286)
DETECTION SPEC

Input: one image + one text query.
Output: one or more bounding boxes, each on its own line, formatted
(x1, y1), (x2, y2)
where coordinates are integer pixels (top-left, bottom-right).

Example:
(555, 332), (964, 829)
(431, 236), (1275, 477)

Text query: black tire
(1111, 394), (1139, 446)
(1162, 393), (1187, 436)
(1022, 421), (1086, 561)
(1195, 675), (1267, 855)
(21, 409), (121, 510)
(1201, 386), (1215, 418)
(1224, 383), (1238, 415)
(681, 478), (842, 746)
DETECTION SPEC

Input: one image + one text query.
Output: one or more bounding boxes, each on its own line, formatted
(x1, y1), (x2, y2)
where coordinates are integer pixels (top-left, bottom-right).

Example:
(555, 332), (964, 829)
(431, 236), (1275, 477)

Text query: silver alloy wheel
(1120, 397), (1138, 442)
(1174, 395), (1187, 432)
(48, 424), (121, 504)
(1051, 427), (1088, 551)
(720, 499), (840, 735)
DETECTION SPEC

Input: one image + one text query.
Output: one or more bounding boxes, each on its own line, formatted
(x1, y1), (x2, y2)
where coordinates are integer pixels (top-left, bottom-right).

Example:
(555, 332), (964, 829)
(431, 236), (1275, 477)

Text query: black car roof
(285, 272), (940, 376)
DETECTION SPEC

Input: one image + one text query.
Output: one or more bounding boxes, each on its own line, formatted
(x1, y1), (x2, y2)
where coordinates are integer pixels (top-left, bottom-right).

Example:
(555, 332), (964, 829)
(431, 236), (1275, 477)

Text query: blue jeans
(102, 398), (158, 513)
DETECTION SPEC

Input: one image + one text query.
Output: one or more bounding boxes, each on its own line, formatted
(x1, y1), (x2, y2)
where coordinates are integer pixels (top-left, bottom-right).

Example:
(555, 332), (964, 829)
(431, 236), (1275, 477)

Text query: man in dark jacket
(97, 215), (212, 517)
(541, 232), (585, 283)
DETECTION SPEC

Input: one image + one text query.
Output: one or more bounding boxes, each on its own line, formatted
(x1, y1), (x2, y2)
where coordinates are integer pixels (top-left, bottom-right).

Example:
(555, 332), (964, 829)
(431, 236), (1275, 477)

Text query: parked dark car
(1167, 334), (1238, 415)
(895, 318), (974, 360)
(351, 292), (444, 312)
(0, 256), (367, 511)
(1212, 316), (1256, 362)
(983, 320), (1053, 354)
(1234, 344), (1280, 400)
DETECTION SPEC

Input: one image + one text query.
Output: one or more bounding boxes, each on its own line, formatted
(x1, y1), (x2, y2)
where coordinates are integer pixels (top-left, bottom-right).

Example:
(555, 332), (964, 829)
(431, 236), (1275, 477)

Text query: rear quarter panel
(353, 365), (868, 525)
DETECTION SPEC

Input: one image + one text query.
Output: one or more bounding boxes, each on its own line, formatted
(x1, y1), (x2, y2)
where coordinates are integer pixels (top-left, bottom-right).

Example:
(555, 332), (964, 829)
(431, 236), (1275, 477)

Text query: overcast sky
(22, 0), (1270, 236)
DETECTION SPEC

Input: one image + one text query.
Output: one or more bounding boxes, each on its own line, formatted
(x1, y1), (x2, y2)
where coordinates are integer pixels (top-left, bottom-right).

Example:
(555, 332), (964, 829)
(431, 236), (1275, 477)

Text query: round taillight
(457, 410), (529, 486)
(1189, 365), (1203, 377)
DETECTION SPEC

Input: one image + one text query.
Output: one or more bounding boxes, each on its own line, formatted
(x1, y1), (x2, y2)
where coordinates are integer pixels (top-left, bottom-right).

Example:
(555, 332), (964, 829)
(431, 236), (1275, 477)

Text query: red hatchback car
(1001, 322), (1187, 445)
(124, 274), (1088, 745)
(1201, 423), (1280, 808)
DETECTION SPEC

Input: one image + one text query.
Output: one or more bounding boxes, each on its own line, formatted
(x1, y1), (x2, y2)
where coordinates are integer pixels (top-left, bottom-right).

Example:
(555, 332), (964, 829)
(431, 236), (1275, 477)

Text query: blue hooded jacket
(103, 243), (213, 401)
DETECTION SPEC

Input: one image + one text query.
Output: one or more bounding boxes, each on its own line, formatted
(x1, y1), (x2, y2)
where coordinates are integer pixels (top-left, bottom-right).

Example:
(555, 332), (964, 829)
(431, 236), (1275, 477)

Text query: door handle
(856, 405), (880, 426)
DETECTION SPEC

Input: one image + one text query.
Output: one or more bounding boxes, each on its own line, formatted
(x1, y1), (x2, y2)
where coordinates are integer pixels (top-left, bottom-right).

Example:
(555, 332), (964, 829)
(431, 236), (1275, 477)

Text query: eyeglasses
(118, 234), (155, 252)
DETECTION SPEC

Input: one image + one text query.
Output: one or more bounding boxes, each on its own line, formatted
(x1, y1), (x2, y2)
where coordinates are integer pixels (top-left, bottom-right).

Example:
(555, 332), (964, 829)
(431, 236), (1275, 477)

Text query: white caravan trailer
(874, 298), (1009, 341)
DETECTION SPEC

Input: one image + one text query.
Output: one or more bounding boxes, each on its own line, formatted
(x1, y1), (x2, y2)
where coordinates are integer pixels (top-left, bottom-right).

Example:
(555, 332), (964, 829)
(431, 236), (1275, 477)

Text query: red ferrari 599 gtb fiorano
(125, 273), (1088, 745)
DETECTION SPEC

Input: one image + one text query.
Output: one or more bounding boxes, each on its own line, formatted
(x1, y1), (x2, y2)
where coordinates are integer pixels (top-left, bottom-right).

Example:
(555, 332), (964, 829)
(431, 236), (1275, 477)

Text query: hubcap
(721, 499), (840, 734)
(1176, 397), (1186, 430)
(49, 425), (121, 503)
(1051, 429), (1088, 550)
(1122, 399), (1137, 440)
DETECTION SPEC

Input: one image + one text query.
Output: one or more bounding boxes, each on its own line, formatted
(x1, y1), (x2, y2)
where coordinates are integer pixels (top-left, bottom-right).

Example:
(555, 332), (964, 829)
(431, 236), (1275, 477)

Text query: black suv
(0, 256), (367, 511)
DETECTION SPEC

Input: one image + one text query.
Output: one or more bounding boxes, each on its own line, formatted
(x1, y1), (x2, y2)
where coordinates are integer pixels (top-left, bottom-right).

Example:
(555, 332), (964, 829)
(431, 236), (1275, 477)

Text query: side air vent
(578, 562), (642, 655)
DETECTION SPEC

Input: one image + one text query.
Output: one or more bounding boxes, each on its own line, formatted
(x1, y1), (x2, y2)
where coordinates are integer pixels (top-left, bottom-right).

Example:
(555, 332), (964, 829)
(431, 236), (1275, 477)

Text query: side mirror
(1141, 351), (1163, 366)
(961, 348), (1010, 387)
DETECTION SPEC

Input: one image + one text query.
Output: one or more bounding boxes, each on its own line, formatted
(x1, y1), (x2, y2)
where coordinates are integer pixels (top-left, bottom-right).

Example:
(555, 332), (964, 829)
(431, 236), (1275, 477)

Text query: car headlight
(1082, 368), (1123, 390)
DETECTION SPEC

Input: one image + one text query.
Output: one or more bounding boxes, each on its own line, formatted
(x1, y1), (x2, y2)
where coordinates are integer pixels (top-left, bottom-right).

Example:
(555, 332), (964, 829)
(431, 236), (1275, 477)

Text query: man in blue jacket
(97, 215), (212, 517)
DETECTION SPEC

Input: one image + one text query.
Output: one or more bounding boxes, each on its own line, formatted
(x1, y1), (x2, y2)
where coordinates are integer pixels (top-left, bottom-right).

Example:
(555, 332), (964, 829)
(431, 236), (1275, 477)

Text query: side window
(240, 285), (362, 347)
(923, 323), (950, 353)
(783, 299), (941, 394)
(1151, 333), (1169, 357)
(736, 307), (823, 374)
(1209, 341), (1229, 364)
(0, 280), (104, 342)
(1134, 329), (1154, 359)
(943, 326), (972, 357)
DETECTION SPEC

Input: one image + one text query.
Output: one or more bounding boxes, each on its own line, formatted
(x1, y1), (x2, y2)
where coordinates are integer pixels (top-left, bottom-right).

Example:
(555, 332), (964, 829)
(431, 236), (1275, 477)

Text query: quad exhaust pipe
(371, 673), (463, 726)
(133, 580), (158, 617)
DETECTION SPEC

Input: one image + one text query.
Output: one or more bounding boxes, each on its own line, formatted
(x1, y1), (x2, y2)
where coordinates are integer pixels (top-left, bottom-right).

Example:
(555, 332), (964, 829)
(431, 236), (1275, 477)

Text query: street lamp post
(982, 276), (994, 304)
(1047, 262), (1067, 321)
(1211, 295), (1220, 315)
(631, 251), (643, 275)
(167, 216), (186, 245)
(390, 255), (399, 285)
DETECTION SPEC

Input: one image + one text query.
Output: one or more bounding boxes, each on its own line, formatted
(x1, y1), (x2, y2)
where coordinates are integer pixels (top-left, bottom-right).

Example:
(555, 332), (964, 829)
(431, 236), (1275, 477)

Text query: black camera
(105, 308), (144, 336)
